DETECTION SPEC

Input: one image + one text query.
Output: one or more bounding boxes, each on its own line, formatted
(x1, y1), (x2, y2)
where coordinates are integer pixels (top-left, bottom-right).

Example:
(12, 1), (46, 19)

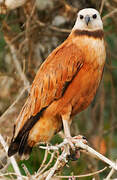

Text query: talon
(73, 135), (88, 144)
(82, 136), (87, 141)
(65, 135), (88, 161)
(67, 148), (81, 161)
(66, 137), (75, 150)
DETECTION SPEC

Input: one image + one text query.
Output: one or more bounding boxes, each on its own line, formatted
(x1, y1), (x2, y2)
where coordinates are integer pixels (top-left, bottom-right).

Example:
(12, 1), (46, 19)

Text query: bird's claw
(65, 137), (75, 150)
(65, 135), (88, 148)
(73, 135), (88, 144)
(65, 135), (88, 161)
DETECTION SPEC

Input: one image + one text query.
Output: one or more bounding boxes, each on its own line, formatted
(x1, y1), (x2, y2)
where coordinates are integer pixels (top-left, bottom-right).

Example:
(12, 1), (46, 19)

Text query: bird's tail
(8, 108), (47, 159)
(8, 113), (62, 159)
(8, 131), (32, 159)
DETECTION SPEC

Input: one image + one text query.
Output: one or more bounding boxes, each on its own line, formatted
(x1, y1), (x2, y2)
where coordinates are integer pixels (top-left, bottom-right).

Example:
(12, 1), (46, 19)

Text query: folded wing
(8, 39), (83, 156)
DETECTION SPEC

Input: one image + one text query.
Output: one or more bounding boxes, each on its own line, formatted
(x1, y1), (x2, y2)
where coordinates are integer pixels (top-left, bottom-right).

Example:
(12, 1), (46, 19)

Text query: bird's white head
(73, 8), (103, 31)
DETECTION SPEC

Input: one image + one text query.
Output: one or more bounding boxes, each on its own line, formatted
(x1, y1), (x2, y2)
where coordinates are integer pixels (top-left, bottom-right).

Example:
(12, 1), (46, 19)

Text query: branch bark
(0, 134), (22, 180)
(38, 138), (117, 179)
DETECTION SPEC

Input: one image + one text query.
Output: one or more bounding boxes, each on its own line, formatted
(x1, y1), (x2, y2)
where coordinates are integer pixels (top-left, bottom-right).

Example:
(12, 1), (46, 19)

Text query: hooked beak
(85, 15), (90, 25)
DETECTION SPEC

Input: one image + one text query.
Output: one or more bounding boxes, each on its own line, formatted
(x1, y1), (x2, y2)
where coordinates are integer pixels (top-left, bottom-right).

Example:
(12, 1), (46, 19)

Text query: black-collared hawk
(8, 8), (106, 158)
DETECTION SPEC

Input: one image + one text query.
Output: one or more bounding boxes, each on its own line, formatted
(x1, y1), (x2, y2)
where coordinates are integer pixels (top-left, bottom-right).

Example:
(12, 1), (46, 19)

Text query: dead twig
(36, 151), (56, 178)
(56, 166), (107, 178)
(45, 149), (67, 180)
(0, 86), (30, 124)
(0, 134), (22, 180)
(104, 168), (115, 180)
(100, 0), (105, 14)
(102, 8), (117, 21)
(37, 138), (117, 179)
(0, 172), (27, 179)
(35, 19), (71, 33)
(21, 164), (32, 179)
(8, 45), (30, 87)
(37, 149), (49, 173)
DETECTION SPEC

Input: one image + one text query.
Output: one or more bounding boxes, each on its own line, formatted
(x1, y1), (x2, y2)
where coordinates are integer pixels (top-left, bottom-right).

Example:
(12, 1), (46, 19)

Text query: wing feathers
(8, 40), (83, 156)
(18, 42), (83, 133)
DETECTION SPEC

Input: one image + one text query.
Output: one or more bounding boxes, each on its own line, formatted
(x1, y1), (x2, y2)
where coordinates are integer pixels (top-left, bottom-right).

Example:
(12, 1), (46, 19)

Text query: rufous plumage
(8, 8), (106, 158)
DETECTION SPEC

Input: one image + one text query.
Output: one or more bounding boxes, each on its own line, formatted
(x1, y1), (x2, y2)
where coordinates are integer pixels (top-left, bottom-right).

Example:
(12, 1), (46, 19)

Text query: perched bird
(8, 8), (106, 158)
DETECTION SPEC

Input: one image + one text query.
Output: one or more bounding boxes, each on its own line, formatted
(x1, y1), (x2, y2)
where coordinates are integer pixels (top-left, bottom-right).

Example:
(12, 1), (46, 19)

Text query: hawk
(8, 8), (106, 158)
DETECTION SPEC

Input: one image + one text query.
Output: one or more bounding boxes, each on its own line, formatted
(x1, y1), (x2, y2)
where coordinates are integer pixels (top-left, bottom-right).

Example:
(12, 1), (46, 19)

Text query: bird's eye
(92, 14), (97, 19)
(80, 15), (84, 19)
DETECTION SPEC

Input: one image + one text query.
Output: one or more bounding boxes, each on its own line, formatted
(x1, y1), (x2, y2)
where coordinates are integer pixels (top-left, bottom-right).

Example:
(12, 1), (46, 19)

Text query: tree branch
(56, 166), (107, 178)
(37, 138), (117, 179)
(0, 134), (22, 180)
(102, 8), (117, 21)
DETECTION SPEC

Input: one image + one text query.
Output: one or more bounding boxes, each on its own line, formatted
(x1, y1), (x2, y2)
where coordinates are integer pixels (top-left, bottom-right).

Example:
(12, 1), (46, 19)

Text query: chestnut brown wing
(8, 41), (83, 156)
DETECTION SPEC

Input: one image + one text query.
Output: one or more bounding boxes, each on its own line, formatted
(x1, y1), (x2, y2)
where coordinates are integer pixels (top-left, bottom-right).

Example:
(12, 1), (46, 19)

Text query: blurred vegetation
(0, 0), (117, 179)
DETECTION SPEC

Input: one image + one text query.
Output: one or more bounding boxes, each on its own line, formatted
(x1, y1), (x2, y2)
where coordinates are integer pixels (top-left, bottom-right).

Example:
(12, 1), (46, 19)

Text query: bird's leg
(62, 114), (87, 148)
(62, 119), (71, 138)
(62, 115), (75, 150)
(62, 115), (88, 160)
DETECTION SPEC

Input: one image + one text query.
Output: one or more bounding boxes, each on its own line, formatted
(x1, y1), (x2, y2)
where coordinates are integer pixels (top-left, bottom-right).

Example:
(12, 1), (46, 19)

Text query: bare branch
(45, 150), (67, 180)
(102, 8), (117, 21)
(37, 138), (117, 179)
(39, 139), (117, 171)
(70, 139), (117, 171)
(56, 166), (107, 178)
(100, 0), (105, 14)
(104, 167), (115, 180)
(0, 172), (27, 179)
(35, 19), (71, 33)
(0, 134), (22, 180)
(21, 164), (32, 179)
(8, 45), (30, 87)
(37, 149), (49, 173)
(0, 86), (30, 124)
(37, 152), (56, 177)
